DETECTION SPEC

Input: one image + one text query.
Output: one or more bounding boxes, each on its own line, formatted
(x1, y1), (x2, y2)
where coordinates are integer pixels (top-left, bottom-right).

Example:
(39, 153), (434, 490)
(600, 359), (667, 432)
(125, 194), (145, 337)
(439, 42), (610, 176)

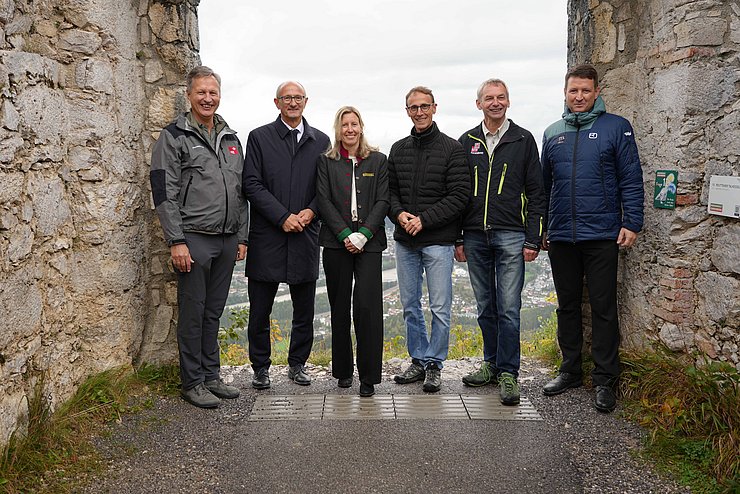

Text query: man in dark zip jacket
(540, 64), (644, 413)
(389, 86), (470, 393)
(455, 79), (546, 406)
(150, 66), (247, 409)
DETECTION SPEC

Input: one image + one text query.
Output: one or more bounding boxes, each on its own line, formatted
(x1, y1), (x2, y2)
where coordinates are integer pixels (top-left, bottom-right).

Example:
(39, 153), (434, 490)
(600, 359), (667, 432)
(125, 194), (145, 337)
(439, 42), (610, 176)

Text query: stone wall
(568, 0), (739, 365)
(0, 0), (198, 445)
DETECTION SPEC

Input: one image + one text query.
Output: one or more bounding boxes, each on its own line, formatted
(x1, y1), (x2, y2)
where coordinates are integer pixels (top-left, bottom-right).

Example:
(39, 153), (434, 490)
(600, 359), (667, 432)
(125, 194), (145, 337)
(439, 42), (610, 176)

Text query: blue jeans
(395, 242), (454, 369)
(464, 230), (525, 376)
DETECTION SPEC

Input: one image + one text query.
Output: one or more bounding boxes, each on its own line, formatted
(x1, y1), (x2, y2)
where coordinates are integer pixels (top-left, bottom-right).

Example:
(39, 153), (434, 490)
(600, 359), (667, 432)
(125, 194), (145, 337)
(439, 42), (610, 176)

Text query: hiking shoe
(180, 383), (220, 409)
(394, 362), (425, 384)
(498, 372), (520, 406)
(462, 361), (498, 387)
(204, 378), (240, 399)
(422, 363), (442, 393)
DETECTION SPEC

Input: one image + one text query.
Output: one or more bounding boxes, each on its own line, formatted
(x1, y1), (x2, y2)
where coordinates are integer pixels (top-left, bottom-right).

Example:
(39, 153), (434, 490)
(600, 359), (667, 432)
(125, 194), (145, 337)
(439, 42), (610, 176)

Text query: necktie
(291, 129), (299, 156)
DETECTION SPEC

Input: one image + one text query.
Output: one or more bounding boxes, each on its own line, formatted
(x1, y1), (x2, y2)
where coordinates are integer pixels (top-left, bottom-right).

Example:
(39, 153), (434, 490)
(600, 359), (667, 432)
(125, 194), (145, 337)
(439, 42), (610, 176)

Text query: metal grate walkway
(248, 394), (542, 421)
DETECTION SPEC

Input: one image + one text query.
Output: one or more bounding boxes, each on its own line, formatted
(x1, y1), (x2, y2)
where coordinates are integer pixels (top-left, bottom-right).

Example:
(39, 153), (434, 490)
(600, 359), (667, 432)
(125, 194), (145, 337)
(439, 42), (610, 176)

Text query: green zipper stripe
(474, 165), (478, 196)
(467, 134), (495, 228)
(498, 163), (508, 194)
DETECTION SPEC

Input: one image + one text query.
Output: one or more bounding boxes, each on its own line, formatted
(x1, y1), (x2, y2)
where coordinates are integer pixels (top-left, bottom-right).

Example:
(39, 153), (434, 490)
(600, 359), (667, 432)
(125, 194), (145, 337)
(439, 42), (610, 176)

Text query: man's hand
(454, 244), (467, 262)
(297, 208), (315, 226)
(405, 215), (423, 236)
(171, 243), (194, 272)
(397, 211), (415, 229)
(282, 213), (304, 232)
(236, 243), (247, 261)
(617, 227), (638, 248)
(523, 247), (539, 262)
(541, 236), (549, 251)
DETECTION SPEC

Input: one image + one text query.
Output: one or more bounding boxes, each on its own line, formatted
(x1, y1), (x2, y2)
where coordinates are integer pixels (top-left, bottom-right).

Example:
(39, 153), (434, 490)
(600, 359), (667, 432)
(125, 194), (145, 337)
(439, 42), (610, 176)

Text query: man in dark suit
(242, 81), (330, 389)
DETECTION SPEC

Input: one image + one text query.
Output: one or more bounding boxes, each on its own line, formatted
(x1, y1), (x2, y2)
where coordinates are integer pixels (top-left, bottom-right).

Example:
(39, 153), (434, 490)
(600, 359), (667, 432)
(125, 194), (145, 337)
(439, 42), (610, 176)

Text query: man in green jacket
(150, 66), (248, 408)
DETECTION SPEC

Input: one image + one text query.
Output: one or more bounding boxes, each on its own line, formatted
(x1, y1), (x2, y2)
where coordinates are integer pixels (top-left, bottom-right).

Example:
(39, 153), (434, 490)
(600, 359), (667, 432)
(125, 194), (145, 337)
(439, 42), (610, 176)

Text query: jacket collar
(272, 115), (317, 142)
(563, 95), (606, 127)
(410, 121), (440, 147)
(339, 145), (363, 162)
(467, 119), (523, 145)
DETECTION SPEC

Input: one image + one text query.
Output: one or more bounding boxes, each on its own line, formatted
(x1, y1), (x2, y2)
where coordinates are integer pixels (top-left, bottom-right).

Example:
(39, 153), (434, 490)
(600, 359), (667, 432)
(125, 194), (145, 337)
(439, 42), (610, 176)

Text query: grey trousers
(176, 232), (238, 390)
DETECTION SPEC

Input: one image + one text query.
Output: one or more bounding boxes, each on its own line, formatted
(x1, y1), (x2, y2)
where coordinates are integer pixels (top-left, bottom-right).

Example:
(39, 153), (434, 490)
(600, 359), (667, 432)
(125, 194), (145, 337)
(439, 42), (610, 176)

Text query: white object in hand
(348, 232), (368, 250)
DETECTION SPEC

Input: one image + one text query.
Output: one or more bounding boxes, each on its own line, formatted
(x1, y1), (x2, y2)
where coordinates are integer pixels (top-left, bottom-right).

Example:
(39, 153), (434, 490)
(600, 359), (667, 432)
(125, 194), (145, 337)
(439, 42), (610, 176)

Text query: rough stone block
(34, 19), (58, 38)
(7, 223), (32, 262)
(59, 28), (101, 55)
(593, 2), (617, 62)
(5, 15), (31, 36)
(149, 3), (185, 43)
(26, 173), (72, 237)
(695, 271), (740, 323)
(75, 58), (114, 94)
(0, 0), (14, 24)
(0, 268), (42, 348)
(675, 193), (698, 205)
(0, 170), (23, 203)
(149, 305), (173, 343)
(675, 17), (727, 47)
(15, 86), (66, 143)
(658, 322), (693, 351)
(711, 223), (740, 274)
(144, 59), (164, 83)
(147, 87), (179, 130)
(0, 134), (23, 163)
(0, 50), (60, 86)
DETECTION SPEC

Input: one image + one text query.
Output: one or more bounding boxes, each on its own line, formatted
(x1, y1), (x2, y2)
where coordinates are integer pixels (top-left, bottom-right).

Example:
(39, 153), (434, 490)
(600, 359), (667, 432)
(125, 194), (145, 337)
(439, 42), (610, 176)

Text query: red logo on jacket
(228, 146), (238, 155)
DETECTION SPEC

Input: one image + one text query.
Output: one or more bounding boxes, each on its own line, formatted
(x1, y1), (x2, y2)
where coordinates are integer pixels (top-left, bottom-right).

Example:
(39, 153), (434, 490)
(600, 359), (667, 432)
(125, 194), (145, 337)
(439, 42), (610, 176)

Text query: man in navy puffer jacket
(540, 64), (644, 413)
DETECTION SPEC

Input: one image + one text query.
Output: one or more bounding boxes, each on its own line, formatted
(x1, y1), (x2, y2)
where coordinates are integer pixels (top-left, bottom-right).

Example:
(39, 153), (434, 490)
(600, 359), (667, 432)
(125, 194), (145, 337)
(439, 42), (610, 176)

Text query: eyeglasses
(406, 103), (434, 113)
(278, 95), (305, 103)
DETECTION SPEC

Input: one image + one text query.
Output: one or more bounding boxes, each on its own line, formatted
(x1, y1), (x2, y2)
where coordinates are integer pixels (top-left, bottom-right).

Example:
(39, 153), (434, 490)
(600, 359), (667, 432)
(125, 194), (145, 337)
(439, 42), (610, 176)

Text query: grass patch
(0, 365), (181, 493)
(620, 347), (740, 494)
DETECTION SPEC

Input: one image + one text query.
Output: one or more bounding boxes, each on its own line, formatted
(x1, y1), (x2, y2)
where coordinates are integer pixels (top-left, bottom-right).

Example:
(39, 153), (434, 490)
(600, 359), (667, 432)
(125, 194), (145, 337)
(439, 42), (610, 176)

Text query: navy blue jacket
(541, 97), (644, 242)
(243, 116), (330, 283)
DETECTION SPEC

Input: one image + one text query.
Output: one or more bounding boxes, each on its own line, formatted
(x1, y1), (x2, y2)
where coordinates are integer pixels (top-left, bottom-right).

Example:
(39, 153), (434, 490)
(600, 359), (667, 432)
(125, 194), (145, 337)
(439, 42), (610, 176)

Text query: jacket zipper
(571, 123), (581, 243)
(520, 192), (526, 225)
(474, 166), (478, 196)
(467, 134), (495, 229)
(497, 163), (508, 194)
(219, 142), (229, 234)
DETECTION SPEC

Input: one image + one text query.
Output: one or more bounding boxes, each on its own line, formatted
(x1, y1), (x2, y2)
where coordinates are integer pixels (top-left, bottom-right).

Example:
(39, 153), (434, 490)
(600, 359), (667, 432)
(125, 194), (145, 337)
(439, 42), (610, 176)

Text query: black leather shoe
(251, 368), (271, 390)
(542, 372), (583, 396)
(338, 377), (353, 388)
(288, 365), (311, 386)
(594, 386), (617, 413)
(359, 382), (375, 397)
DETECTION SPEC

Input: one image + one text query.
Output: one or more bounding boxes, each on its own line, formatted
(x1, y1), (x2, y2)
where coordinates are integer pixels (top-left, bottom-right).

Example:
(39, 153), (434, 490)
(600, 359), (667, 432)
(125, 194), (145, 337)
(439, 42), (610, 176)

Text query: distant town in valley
(221, 222), (556, 347)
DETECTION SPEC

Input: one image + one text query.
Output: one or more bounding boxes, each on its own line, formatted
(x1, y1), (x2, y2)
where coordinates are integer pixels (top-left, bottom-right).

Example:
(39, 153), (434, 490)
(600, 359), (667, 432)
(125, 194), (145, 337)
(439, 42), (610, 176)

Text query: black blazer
(316, 150), (389, 252)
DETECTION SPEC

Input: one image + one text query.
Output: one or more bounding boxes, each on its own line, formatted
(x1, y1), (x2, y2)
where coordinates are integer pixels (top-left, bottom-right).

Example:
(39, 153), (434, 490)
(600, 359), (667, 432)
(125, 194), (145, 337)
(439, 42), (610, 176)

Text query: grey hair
(275, 81), (306, 98)
(186, 66), (221, 93)
(476, 78), (509, 100)
(405, 86), (434, 105)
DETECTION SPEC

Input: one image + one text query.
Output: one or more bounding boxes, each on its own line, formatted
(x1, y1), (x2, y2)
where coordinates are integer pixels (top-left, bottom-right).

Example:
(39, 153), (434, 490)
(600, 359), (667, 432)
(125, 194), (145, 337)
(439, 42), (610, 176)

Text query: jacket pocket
(182, 175), (193, 207)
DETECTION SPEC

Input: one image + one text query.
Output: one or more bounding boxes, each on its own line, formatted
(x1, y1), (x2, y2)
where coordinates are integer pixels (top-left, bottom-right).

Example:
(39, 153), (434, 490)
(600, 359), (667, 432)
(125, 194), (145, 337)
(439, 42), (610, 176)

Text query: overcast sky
(198, 0), (568, 153)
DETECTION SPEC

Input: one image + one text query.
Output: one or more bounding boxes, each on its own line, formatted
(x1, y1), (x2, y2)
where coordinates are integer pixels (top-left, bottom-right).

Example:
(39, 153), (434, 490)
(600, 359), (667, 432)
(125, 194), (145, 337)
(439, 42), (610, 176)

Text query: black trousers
(323, 248), (383, 384)
(548, 240), (620, 387)
(247, 279), (316, 371)
(177, 233), (237, 390)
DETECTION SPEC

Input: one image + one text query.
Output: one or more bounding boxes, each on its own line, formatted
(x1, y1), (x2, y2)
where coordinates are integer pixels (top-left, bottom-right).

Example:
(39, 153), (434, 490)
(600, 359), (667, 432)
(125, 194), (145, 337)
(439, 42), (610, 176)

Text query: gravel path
(77, 357), (689, 494)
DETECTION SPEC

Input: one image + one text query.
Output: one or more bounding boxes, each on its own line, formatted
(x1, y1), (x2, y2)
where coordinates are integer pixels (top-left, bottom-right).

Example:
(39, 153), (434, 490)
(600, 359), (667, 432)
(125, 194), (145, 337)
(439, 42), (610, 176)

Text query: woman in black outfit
(317, 106), (389, 397)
